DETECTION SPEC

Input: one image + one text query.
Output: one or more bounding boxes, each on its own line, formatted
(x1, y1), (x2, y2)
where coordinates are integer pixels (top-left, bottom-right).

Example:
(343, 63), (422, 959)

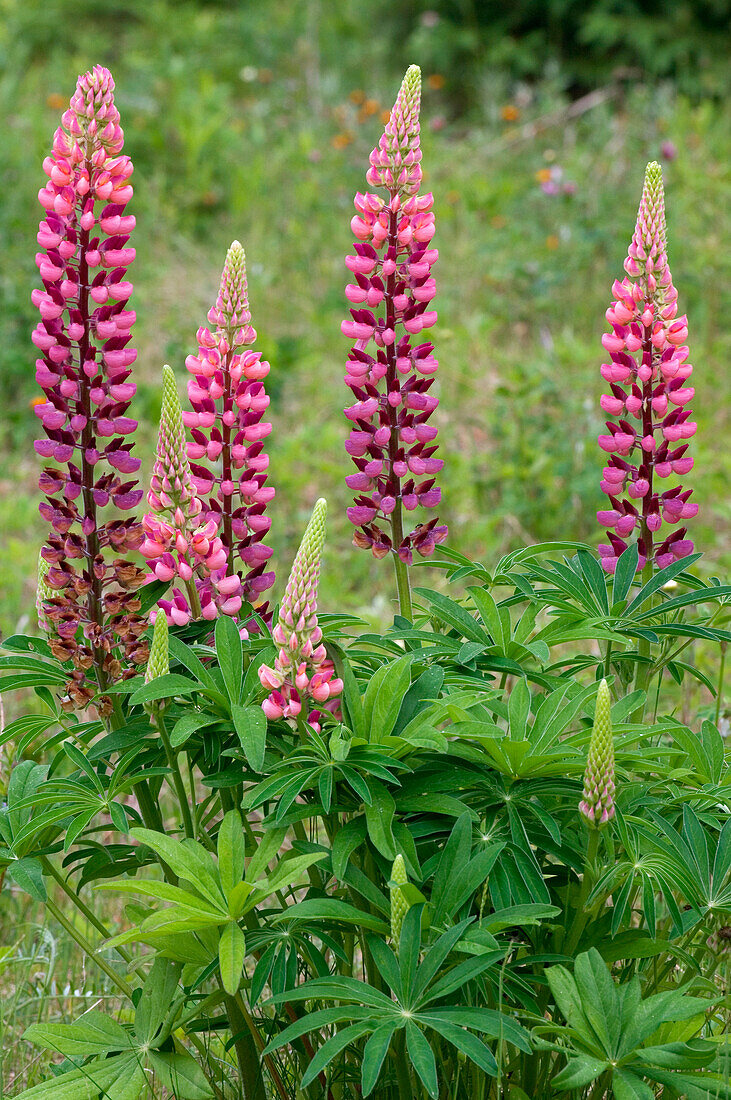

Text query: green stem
(224, 993), (266, 1100)
(393, 1029), (414, 1099)
(184, 576), (203, 619)
(40, 855), (140, 967)
(631, 556), (655, 723)
(43, 895), (133, 998)
(392, 547), (413, 622)
(152, 706), (195, 839)
(564, 829), (600, 956)
(715, 642), (727, 725)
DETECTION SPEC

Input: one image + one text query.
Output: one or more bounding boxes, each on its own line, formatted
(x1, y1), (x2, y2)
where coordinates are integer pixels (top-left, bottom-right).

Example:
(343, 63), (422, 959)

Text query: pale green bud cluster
(579, 678), (616, 829)
(390, 853), (410, 952)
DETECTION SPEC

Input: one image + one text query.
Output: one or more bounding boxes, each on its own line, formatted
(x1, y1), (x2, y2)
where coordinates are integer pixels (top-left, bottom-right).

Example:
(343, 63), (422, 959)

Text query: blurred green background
(1, 0), (729, 635)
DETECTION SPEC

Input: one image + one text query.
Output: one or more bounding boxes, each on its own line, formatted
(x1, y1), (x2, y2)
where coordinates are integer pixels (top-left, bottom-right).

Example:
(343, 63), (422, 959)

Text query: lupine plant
(0, 64), (729, 1100)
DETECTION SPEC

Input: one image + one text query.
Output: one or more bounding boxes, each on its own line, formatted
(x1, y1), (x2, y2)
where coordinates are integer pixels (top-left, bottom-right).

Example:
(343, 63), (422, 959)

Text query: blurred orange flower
(545, 234), (560, 250)
(46, 93), (65, 110)
(380, 109), (391, 125)
(535, 168), (553, 183)
(332, 131), (354, 150)
(30, 395), (45, 408)
(500, 104), (520, 122)
(349, 89), (366, 105)
(427, 74), (445, 90)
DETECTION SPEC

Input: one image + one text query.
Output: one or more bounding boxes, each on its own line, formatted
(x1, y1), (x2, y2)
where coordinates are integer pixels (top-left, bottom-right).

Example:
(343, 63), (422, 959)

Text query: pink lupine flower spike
(33, 66), (147, 711)
(342, 65), (446, 617)
(141, 366), (243, 626)
(184, 241), (275, 609)
(597, 162), (697, 575)
(258, 498), (343, 730)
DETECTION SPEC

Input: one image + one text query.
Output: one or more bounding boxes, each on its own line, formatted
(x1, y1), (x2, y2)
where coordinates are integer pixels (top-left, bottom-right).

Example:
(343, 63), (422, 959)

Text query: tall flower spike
(390, 854), (411, 953)
(342, 65), (446, 594)
(184, 241), (275, 608)
(140, 366), (243, 626)
(597, 162), (696, 574)
(258, 499), (342, 727)
(33, 65), (148, 711)
(579, 679), (616, 828)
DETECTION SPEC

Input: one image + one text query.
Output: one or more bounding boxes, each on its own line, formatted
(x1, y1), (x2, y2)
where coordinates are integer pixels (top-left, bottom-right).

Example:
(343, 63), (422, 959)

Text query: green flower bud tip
(390, 853), (410, 951)
(579, 678), (616, 829)
(145, 611), (169, 683)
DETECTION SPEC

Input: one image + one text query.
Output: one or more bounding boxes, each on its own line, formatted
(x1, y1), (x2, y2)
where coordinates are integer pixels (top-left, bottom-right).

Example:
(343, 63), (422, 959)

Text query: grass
(0, 0), (729, 1090)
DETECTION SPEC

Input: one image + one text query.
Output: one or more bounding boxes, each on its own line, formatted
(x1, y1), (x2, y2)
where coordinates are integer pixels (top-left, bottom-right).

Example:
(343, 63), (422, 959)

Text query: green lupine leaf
(219, 921), (246, 995)
(8, 856), (46, 901)
(215, 614), (242, 704)
(366, 656), (412, 742)
(148, 1052), (214, 1099)
(8, 1054), (140, 1100)
(270, 976), (396, 1011)
(271, 898), (388, 933)
(361, 1022), (398, 1096)
(134, 958), (181, 1044)
(423, 1017), (498, 1076)
(406, 1021), (438, 1098)
(612, 542), (640, 606)
(332, 816), (367, 880)
(167, 635), (219, 690)
(508, 677), (531, 741)
(129, 674), (200, 705)
(625, 554), (702, 614)
(574, 948), (621, 1055)
(611, 1069), (655, 1100)
(24, 1012), (132, 1056)
(263, 1006), (375, 1055)
(364, 779), (396, 859)
(170, 712), (220, 748)
(218, 810), (246, 898)
(300, 1023), (373, 1088)
(422, 1008), (531, 1052)
(129, 829), (225, 908)
(550, 1053), (608, 1089)
(414, 588), (489, 644)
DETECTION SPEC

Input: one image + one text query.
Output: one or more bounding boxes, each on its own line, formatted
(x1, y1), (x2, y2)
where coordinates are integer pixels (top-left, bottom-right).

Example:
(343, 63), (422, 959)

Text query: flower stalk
(258, 498), (342, 727)
(342, 65), (446, 617)
(597, 162), (696, 574)
(33, 66), (148, 710)
(184, 241), (275, 608)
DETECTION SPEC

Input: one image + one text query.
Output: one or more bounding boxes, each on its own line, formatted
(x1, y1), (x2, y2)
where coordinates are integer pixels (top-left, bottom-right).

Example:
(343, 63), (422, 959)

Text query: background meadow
(0, 0), (729, 1091)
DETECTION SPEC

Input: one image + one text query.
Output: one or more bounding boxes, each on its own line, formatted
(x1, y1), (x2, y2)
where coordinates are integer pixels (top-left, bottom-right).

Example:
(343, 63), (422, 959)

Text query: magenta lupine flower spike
(32, 66), (148, 710)
(184, 241), (275, 607)
(140, 366), (243, 626)
(597, 162), (696, 574)
(258, 499), (343, 727)
(342, 65), (446, 572)
(579, 679), (616, 828)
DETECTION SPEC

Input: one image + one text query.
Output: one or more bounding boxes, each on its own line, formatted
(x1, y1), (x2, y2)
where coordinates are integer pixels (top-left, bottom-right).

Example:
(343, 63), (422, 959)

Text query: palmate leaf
(300, 1023), (373, 1088)
(24, 1011), (132, 1057)
(9, 1054), (143, 1100)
